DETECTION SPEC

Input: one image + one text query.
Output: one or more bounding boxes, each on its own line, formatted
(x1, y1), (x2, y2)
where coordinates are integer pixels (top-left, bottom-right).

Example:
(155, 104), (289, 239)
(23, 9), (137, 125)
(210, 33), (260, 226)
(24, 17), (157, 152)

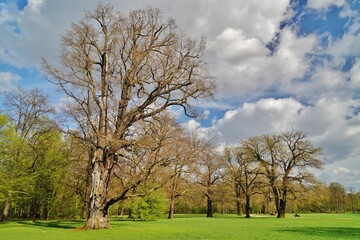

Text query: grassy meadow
(1, 213), (359, 240)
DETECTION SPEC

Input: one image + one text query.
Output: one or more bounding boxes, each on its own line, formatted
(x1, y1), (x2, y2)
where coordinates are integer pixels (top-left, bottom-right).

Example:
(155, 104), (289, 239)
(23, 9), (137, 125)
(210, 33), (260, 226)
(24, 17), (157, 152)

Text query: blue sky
(0, 0), (360, 189)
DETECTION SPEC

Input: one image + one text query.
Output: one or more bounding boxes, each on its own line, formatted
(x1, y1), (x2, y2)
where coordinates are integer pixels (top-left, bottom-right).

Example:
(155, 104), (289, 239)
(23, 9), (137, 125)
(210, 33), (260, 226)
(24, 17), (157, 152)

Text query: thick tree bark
(278, 198), (286, 218)
(84, 151), (112, 229)
(85, 207), (110, 229)
(276, 188), (287, 218)
(245, 194), (251, 218)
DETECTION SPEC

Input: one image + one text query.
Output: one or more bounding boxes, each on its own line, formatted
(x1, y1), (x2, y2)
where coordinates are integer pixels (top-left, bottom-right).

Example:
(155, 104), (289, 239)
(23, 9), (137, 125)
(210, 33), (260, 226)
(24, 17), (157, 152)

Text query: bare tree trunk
(245, 194), (251, 218)
(235, 186), (242, 216)
(271, 185), (282, 218)
(168, 197), (175, 219)
(236, 199), (242, 216)
(206, 195), (213, 218)
(278, 199), (286, 218)
(277, 190), (287, 218)
(168, 173), (178, 219)
(84, 153), (112, 229)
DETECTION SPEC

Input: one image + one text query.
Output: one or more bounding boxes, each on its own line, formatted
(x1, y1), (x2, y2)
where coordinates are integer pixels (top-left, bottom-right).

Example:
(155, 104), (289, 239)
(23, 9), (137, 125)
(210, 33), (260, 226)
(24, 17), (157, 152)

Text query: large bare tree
(243, 130), (323, 218)
(41, 4), (214, 229)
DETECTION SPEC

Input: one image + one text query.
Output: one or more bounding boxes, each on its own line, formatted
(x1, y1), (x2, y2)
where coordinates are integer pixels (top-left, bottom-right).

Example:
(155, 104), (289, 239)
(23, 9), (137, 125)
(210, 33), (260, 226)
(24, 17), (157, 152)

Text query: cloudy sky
(1, 0), (360, 189)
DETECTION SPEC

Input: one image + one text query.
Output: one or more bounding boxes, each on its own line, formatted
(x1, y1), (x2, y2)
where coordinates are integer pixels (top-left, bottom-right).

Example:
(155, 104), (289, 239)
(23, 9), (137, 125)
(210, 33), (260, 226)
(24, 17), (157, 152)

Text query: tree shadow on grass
(16, 220), (84, 229)
(279, 227), (360, 239)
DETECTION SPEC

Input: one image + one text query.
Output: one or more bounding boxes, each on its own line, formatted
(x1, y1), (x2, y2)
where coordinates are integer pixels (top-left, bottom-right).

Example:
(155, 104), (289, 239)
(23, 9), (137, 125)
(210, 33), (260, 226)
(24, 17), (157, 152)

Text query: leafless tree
(243, 130), (323, 218)
(226, 145), (263, 218)
(3, 87), (55, 140)
(42, 4), (214, 229)
(224, 148), (243, 216)
(193, 140), (224, 217)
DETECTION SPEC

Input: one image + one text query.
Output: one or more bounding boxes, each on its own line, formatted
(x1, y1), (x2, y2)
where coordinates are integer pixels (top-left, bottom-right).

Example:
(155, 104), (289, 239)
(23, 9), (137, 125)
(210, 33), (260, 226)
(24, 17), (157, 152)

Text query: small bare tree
(226, 145), (263, 218)
(224, 148), (243, 216)
(4, 87), (55, 140)
(42, 4), (214, 229)
(193, 140), (224, 218)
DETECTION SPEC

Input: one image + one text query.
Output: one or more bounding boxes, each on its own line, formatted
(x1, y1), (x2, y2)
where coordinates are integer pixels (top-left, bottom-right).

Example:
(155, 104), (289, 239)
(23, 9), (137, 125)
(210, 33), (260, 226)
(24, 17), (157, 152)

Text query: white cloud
(209, 27), (317, 98)
(293, 64), (348, 100)
(307, 0), (346, 11)
(208, 28), (268, 63)
(327, 30), (360, 59)
(26, 0), (44, 14)
(209, 98), (304, 144)
(0, 72), (20, 91)
(184, 119), (201, 132)
(321, 164), (360, 188)
(202, 96), (360, 188)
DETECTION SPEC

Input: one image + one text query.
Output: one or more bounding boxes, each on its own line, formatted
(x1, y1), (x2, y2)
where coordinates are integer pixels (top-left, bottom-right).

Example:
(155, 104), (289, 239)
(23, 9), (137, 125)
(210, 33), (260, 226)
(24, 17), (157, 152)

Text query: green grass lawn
(1, 213), (360, 240)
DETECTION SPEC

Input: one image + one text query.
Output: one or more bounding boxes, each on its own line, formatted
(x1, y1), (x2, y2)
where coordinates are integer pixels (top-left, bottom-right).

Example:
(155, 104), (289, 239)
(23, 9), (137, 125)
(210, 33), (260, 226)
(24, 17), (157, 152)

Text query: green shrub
(130, 192), (167, 221)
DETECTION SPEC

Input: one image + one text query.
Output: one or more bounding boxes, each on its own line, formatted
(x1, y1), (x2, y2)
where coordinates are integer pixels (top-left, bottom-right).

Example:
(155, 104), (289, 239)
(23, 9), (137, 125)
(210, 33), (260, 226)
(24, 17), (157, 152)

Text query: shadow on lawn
(279, 227), (360, 239)
(16, 220), (84, 229)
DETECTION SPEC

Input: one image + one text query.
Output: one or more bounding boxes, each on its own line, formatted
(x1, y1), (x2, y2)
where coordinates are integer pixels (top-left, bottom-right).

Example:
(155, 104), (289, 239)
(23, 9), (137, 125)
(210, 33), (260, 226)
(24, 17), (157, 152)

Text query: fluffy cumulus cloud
(208, 28), (268, 62)
(208, 27), (317, 98)
(208, 98), (303, 143)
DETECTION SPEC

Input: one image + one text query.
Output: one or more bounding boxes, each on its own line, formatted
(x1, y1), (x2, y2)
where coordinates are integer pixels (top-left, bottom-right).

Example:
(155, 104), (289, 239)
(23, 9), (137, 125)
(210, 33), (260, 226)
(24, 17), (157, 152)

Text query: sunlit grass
(1, 213), (360, 240)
